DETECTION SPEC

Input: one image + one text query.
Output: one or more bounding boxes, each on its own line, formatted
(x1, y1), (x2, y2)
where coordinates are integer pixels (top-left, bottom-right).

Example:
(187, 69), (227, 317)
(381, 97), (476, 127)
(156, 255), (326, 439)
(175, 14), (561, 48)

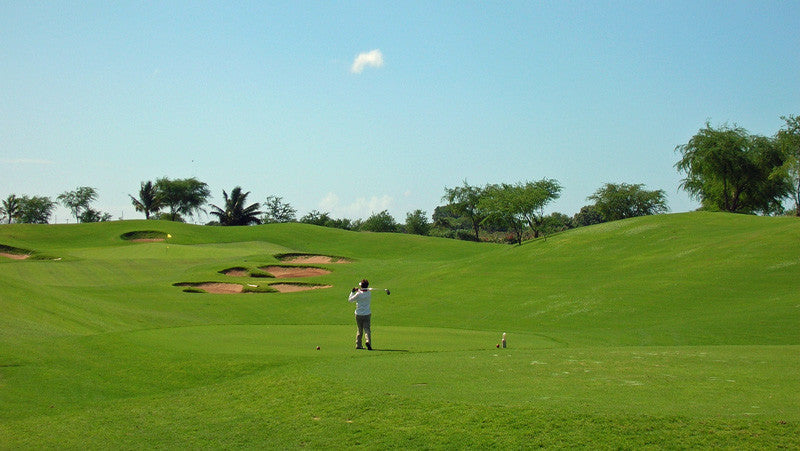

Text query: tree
(262, 196), (297, 223)
(209, 187), (262, 226)
(405, 209), (430, 235)
(16, 196), (55, 224)
(1, 194), (21, 224)
(129, 181), (161, 220)
(443, 181), (486, 241)
(776, 114), (800, 216)
(360, 210), (399, 233)
(155, 177), (211, 222)
(79, 208), (112, 223)
(587, 183), (669, 221)
(300, 210), (333, 226)
(675, 122), (790, 214)
(541, 212), (573, 235)
(479, 179), (562, 244)
(572, 204), (605, 227)
(479, 183), (527, 244)
(57, 186), (98, 222)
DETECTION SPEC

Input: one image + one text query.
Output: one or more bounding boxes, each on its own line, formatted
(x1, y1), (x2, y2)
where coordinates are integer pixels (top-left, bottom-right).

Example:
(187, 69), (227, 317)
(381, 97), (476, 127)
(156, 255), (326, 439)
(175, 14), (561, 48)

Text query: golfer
(348, 279), (373, 350)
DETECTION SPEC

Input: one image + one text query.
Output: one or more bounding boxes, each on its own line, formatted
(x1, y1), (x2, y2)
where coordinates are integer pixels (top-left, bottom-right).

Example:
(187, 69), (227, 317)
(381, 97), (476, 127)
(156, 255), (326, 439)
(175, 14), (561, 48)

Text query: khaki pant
(355, 314), (371, 348)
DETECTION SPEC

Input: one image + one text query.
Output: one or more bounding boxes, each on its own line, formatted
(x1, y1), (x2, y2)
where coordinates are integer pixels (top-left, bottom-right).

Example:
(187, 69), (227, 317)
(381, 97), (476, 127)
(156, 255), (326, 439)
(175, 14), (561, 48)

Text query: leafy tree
(479, 179), (562, 243)
(360, 210), (399, 233)
(776, 114), (800, 216)
(1, 194), (21, 224)
(155, 177), (211, 222)
(209, 187), (262, 226)
(541, 212), (573, 235)
(129, 181), (161, 220)
(479, 184), (527, 244)
(443, 180), (486, 241)
(675, 122), (790, 214)
(79, 208), (112, 223)
(572, 204), (605, 227)
(57, 186), (98, 223)
(300, 210), (333, 226)
(405, 209), (430, 236)
(587, 183), (668, 221)
(262, 196), (297, 223)
(16, 195), (55, 224)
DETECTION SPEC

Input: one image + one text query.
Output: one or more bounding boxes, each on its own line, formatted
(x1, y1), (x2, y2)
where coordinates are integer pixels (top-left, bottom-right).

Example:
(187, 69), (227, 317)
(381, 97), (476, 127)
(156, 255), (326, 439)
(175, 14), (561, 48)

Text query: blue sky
(2, 1), (798, 223)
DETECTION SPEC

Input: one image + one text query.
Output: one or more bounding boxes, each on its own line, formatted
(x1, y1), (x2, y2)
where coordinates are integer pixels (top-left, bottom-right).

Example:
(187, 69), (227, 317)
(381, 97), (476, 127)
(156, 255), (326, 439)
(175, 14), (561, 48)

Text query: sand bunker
(176, 282), (244, 294)
(220, 268), (249, 277)
(261, 266), (331, 278)
(277, 254), (351, 264)
(0, 252), (30, 260)
(270, 283), (333, 293)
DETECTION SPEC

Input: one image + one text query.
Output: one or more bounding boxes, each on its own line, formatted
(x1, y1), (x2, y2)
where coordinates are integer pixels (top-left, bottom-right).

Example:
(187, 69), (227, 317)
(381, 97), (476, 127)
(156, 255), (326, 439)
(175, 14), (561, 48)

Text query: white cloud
(350, 49), (384, 74)
(318, 192), (393, 219)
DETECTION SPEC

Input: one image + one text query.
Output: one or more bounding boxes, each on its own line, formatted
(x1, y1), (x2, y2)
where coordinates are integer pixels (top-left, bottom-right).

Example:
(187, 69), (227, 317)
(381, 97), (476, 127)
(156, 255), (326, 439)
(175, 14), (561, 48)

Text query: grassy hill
(1, 212), (798, 448)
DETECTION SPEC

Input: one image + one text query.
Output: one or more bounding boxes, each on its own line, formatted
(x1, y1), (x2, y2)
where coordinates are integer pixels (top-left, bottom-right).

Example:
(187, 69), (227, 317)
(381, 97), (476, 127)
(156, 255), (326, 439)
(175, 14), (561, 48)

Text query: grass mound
(1, 213), (798, 448)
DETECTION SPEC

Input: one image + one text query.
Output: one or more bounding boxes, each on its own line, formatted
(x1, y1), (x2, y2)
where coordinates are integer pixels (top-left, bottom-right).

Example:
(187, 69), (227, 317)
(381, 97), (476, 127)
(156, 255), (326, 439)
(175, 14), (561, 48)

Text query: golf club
(351, 287), (390, 295)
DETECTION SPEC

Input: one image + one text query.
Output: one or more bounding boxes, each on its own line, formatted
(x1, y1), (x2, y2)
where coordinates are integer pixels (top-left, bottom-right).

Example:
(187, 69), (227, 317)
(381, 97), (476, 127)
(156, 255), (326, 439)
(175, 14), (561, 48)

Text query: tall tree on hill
(1, 194), (21, 224)
(443, 180), (486, 241)
(155, 177), (211, 222)
(209, 187), (262, 226)
(479, 179), (562, 244)
(262, 196), (297, 223)
(675, 122), (790, 214)
(16, 195), (55, 224)
(129, 181), (162, 220)
(776, 114), (800, 216)
(588, 183), (668, 221)
(57, 186), (98, 223)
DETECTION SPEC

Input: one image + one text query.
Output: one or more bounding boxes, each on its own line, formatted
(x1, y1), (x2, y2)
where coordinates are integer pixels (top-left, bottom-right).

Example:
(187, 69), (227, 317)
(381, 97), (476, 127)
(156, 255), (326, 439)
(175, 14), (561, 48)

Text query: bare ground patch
(261, 266), (331, 278)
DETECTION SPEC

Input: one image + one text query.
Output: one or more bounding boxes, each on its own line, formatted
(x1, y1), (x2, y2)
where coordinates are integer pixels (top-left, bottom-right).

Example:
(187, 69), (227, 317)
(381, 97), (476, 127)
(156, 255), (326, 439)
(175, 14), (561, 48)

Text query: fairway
(1, 212), (798, 448)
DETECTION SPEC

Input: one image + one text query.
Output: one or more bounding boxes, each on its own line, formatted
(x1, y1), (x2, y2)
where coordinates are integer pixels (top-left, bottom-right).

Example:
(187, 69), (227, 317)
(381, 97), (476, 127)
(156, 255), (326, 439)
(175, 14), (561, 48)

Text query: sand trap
(278, 254), (350, 264)
(221, 268), (249, 277)
(261, 266), (331, 278)
(0, 252), (30, 260)
(179, 282), (244, 294)
(270, 283), (333, 293)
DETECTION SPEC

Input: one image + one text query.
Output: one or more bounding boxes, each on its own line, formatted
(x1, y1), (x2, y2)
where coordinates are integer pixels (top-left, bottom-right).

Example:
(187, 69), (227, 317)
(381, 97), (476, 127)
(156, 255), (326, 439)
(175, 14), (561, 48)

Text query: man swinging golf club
(348, 279), (389, 350)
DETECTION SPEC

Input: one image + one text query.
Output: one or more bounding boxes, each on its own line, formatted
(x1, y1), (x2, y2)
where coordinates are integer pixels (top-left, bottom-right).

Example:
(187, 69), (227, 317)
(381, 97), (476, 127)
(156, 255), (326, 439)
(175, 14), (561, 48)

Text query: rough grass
(0, 212), (798, 448)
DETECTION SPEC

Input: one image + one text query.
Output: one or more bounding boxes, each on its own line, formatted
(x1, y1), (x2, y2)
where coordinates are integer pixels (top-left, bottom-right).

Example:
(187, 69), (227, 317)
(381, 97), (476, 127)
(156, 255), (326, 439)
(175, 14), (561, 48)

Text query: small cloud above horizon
(319, 192), (393, 218)
(350, 49), (384, 74)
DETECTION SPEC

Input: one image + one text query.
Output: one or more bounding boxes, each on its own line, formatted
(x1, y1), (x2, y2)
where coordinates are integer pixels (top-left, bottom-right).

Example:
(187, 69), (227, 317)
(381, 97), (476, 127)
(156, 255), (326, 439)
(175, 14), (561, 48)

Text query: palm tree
(1, 194), (21, 224)
(129, 181), (162, 220)
(209, 187), (263, 226)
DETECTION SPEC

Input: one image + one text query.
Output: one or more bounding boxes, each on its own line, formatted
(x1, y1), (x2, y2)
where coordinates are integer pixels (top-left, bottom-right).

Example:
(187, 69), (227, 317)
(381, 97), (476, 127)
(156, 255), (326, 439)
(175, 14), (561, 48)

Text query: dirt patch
(261, 266), (331, 278)
(0, 252), (29, 260)
(270, 283), (333, 293)
(277, 254), (351, 264)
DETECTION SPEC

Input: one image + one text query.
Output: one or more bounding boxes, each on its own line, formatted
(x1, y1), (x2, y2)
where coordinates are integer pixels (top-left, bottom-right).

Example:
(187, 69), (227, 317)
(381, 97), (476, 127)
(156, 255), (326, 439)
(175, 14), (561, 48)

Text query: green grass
(1, 212), (798, 448)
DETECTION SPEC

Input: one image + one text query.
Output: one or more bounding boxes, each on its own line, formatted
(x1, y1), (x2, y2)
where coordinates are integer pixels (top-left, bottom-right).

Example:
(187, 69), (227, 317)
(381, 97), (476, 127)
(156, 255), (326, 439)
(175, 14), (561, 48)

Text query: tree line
(2, 115), (797, 242)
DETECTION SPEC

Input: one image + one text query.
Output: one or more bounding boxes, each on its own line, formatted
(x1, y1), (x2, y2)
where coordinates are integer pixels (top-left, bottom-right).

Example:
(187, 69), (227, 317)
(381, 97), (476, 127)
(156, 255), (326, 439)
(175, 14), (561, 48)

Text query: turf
(1, 212), (798, 448)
